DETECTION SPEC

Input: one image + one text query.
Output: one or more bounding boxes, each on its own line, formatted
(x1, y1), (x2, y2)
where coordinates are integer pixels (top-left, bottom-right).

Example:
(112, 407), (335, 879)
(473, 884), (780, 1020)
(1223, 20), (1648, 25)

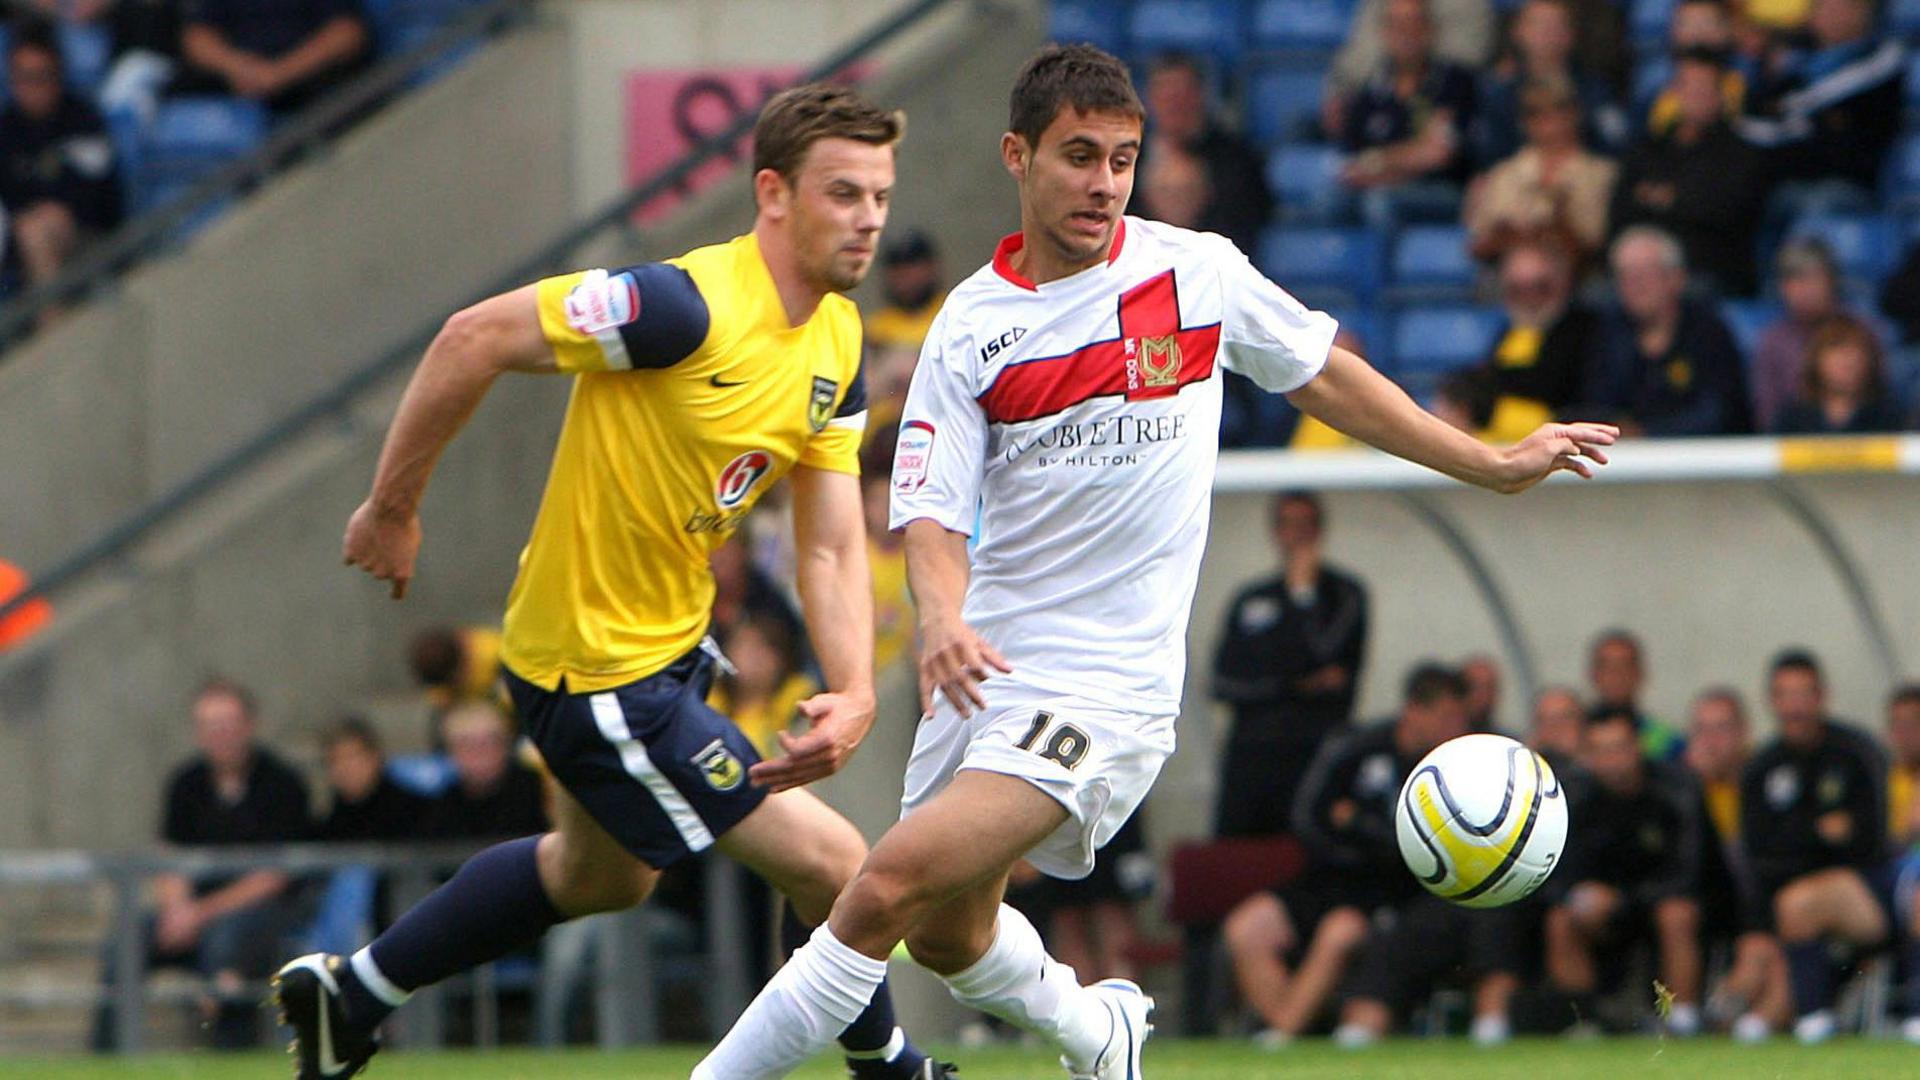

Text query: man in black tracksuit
(1739, 649), (1901, 1043)
(1211, 491), (1369, 838)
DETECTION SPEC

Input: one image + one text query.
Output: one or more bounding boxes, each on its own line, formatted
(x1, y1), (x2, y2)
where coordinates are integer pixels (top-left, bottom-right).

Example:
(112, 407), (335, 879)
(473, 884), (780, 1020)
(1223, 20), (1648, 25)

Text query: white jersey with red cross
(889, 217), (1338, 716)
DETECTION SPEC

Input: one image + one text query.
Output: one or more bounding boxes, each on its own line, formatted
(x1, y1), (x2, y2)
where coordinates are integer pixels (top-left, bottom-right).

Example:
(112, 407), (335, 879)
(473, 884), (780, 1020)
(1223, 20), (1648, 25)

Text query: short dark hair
(1770, 648), (1824, 684)
(752, 82), (904, 179)
(409, 627), (464, 688)
(1270, 489), (1324, 529)
(1146, 50), (1207, 81)
(323, 716), (382, 755)
(1891, 683), (1920, 710)
(1588, 703), (1640, 730)
(194, 676), (257, 719)
(1008, 43), (1145, 148)
(1589, 628), (1642, 663)
(7, 20), (60, 68)
(1404, 662), (1468, 707)
(1693, 685), (1748, 724)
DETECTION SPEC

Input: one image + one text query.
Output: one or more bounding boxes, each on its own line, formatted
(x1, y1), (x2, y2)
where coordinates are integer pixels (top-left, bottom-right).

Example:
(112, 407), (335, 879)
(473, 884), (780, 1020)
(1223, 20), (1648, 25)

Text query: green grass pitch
(1, 1039), (1916, 1079)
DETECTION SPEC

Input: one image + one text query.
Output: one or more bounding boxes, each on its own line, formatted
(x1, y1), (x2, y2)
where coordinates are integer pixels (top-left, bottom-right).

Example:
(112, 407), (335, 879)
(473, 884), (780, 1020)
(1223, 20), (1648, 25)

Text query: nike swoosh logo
(316, 983), (348, 1077)
(709, 375), (747, 388)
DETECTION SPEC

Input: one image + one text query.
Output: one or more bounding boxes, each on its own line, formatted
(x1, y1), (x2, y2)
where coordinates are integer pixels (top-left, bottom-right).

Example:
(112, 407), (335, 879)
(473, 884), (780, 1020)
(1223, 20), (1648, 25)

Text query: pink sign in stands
(625, 65), (872, 223)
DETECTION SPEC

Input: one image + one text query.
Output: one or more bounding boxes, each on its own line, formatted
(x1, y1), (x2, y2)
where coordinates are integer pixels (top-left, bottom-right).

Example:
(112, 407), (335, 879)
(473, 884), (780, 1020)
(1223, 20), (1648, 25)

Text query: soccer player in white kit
(694, 44), (1618, 1080)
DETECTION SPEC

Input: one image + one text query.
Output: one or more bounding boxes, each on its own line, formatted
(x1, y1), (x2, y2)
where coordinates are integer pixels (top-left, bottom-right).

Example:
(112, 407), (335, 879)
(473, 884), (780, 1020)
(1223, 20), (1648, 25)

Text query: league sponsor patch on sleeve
(893, 420), (935, 495)
(563, 269), (641, 336)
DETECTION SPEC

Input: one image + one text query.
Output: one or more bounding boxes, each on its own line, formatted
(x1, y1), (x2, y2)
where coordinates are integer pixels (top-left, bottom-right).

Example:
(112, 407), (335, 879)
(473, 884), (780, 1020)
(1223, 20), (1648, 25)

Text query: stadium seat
(1324, 306), (1382, 360)
(1244, 64), (1326, 146)
(1388, 223), (1476, 298)
(1629, 0), (1676, 44)
(1264, 142), (1345, 221)
(1888, 0), (1920, 40)
(145, 97), (269, 161)
(57, 22), (112, 100)
(388, 752), (458, 797)
(1720, 298), (1778, 360)
(1257, 224), (1385, 306)
(1128, 0), (1246, 66)
(1250, 0), (1353, 53)
(1632, 52), (1673, 112)
(1786, 213), (1901, 283)
(1048, 0), (1130, 52)
(1389, 304), (1503, 379)
(363, 0), (486, 54)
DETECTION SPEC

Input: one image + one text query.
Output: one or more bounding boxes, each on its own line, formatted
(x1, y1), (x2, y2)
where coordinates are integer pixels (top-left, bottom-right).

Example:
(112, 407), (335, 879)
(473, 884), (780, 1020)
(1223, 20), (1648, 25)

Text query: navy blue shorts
(504, 642), (767, 869)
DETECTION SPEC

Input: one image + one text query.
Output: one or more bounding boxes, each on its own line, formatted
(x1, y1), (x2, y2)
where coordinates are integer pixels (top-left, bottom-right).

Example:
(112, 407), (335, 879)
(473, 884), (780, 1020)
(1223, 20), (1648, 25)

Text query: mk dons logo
(1138, 335), (1182, 388)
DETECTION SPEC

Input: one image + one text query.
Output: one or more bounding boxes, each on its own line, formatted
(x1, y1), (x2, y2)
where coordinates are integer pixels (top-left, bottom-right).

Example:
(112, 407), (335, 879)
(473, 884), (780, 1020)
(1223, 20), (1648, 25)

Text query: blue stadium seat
(1324, 306), (1384, 361)
(1632, 52), (1672, 112)
(1128, 0), (1246, 65)
(300, 867), (379, 956)
(388, 752), (457, 797)
(1250, 0), (1353, 53)
(1888, 0), (1920, 40)
(57, 22), (112, 100)
(1244, 64), (1326, 146)
(145, 97), (269, 160)
(1786, 213), (1901, 282)
(1257, 224), (1385, 306)
(1389, 305), (1503, 376)
(1720, 299), (1778, 360)
(1389, 223), (1476, 296)
(1629, 0), (1675, 44)
(1264, 142), (1345, 221)
(363, 0), (485, 52)
(1049, 0), (1131, 52)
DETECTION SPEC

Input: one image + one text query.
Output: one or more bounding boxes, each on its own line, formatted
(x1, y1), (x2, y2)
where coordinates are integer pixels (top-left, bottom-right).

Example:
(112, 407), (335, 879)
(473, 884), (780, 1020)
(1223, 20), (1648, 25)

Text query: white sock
(939, 904), (1111, 1072)
(692, 925), (887, 1080)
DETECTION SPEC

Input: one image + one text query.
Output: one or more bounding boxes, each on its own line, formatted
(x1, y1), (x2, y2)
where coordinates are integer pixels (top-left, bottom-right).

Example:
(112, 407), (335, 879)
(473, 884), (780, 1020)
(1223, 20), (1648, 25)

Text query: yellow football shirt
(501, 233), (867, 693)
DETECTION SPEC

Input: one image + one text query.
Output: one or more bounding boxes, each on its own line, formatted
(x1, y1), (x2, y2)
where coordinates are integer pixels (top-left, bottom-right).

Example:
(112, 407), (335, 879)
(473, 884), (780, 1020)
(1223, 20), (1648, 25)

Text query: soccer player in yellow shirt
(273, 85), (950, 1080)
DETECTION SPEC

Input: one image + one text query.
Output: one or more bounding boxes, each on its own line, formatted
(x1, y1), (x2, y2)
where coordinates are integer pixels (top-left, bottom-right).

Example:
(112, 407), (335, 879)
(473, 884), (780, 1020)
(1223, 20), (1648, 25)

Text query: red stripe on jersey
(990, 219), (1128, 291)
(978, 268), (1219, 425)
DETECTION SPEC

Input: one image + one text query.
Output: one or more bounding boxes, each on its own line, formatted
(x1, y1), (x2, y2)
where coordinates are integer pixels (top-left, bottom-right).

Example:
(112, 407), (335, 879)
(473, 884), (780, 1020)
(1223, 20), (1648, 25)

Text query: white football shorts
(898, 690), (1176, 879)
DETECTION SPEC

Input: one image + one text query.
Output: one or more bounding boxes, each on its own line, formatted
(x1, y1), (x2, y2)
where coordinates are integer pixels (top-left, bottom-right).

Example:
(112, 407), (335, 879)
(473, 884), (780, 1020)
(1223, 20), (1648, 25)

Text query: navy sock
(781, 907), (924, 1073)
(340, 836), (563, 1028)
(1784, 940), (1836, 1017)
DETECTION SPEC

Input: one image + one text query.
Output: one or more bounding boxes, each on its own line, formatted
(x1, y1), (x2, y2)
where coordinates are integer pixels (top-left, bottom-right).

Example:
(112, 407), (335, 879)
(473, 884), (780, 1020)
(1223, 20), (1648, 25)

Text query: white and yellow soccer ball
(1394, 732), (1568, 908)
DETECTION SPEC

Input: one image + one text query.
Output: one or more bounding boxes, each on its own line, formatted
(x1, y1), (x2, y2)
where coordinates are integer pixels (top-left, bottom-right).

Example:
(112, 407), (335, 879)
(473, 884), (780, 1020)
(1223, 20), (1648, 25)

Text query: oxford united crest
(693, 739), (745, 791)
(808, 376), (839, 432)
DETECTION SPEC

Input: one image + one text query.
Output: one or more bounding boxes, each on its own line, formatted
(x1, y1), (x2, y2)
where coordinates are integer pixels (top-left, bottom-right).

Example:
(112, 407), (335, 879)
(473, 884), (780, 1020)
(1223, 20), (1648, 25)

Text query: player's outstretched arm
(750, 466), (878, 792)
(1287, 346), (1618, 494)
(902, 519), (1011, 718)
(344, 284), (556, 598)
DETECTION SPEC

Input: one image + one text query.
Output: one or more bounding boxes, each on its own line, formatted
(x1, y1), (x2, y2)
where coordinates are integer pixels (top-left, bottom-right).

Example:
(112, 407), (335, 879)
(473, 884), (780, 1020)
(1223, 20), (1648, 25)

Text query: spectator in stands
(708, 535), (803, 654)
(1331, 895), (1524, 1047)
(709, 608), (817, 761)
(93, 677), (312, 1050)
(1329, 0), (1496, 103)
(0, 24), (123, 294)
(1022, 812), (1155, 987)
(408, 624), (502, 748)
(34, 0), (190, 126)
(1884, 685), (1920, 848)
(1752, 238), (1862, 430)
(864, 229), (944, 353)
(1130, 53), (1268, 255)
(1334, 0), (1478, 225)
(1474, 0), (1623, 165)
(1684, 687), (1791, 1041)
(1433, 365), (1499, 436)
(1880, 241), (1920, 348)
(1480, 237), (1597, 441)
(1528, 684), (1587, 767)
(1586, 627), (1686, 758)
(1139, 141), (1209, 234)
(1581, 226), (1753, 435)
(1609, 49), (1767, 296)
(1210, 492), (1369, 838)
(1461, 653), (1502, 731)
(177, 0), (369, 116)
(1646, 0), (1748, 138)
(1466, 76), (1617, 266)
(1737, 0), (1905, 201)
(1741, 649), (1899, 1044)
(422, 702), (546, 840)
(1543, 707), (1708, 1035)
(318, 716), (425, 843)
(1223, 664), (1470, 1047)
(1773, 315), (1909, 434)
(859, 424), (914, 673)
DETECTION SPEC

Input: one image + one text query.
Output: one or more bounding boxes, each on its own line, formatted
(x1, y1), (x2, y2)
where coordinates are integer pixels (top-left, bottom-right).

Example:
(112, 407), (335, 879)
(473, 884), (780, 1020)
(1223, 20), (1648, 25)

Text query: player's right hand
(343, 500), (422, 600)
(917, 616), (1012, 718)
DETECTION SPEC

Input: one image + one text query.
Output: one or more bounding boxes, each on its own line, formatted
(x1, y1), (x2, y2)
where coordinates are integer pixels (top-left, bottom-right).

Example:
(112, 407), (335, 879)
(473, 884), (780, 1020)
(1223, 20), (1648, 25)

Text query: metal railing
(0, 0), (963, 631)
(0, 0), (537, 345)
(0, 841), (752, 1053)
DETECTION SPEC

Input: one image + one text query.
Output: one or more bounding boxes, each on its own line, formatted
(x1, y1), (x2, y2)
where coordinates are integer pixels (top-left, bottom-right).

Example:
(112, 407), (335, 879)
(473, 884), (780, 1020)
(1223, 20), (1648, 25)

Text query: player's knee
(904, 920), (994, 974)
(1317, 907), (1370, 952)
(541, 833), (653, 913)
(1656, 897), (1700, 939)
(1223, 894), (1283, 954)
(1774, 881), (1821, 939)
(838, 862), (929, 928)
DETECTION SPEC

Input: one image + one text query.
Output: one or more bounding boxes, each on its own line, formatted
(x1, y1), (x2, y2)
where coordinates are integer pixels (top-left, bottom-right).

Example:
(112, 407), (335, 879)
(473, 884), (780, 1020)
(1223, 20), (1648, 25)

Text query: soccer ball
(1394, 733), (1568, 908)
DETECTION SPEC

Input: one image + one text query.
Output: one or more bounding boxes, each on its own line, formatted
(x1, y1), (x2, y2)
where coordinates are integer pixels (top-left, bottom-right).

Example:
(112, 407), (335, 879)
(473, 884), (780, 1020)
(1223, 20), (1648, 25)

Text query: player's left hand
(748, 690), (876, 792)
(1488, 422), (1619, 493)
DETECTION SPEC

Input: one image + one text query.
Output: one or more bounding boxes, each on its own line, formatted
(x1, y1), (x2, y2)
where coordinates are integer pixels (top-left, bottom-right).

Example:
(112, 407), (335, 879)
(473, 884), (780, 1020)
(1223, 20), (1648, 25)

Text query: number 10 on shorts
(1014, 710), (1092, 770)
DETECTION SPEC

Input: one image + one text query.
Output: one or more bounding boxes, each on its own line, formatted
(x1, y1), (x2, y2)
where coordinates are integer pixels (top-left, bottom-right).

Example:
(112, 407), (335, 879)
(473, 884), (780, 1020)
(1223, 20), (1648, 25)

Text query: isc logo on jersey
(685, 450), (772, 534)
(893, 421), (935, 495)
(563, 269), (640, 335)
